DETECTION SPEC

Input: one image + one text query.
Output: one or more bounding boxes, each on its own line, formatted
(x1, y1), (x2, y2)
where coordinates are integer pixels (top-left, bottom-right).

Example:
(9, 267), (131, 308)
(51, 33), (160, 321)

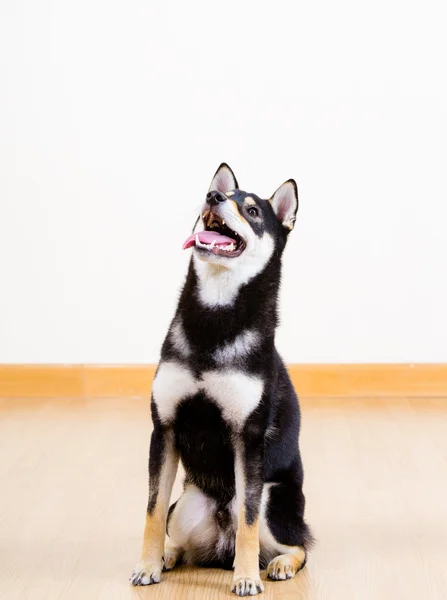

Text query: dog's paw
(231, 576), (264, 596)
(130, 561), (162, 586)
(162, 550), (178, 571)
(267, 552), (305, 581)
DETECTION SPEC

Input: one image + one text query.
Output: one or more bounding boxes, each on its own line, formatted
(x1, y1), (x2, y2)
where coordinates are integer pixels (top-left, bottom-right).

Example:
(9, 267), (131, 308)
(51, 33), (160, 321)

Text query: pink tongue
(182, 230), (236, 250)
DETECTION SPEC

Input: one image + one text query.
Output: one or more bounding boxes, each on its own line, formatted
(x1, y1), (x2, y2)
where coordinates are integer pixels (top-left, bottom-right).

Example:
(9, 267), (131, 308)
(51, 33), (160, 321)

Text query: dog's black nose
(206, 190), (226, 206)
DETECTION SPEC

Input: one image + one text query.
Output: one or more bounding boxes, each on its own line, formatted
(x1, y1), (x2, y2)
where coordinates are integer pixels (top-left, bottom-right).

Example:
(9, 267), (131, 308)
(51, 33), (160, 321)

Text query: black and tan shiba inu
(131, 164), (312, 596)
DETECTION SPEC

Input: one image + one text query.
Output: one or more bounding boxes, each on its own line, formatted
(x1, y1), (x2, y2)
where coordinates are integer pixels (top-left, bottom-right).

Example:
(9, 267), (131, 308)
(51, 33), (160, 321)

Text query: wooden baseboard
(83, 365), (155, 398)
(293, 363), (447, 398)
(1, 364), (447, 399)
(0, 365), (85, 399)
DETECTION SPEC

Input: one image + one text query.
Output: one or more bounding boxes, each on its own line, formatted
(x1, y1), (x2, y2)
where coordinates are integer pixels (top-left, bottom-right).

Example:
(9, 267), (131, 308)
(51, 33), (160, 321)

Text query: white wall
(1, 0), (446, 364)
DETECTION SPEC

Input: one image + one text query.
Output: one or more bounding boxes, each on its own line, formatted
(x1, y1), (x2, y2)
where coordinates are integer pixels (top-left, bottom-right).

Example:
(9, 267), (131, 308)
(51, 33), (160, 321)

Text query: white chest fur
(152, 361), (264, 428)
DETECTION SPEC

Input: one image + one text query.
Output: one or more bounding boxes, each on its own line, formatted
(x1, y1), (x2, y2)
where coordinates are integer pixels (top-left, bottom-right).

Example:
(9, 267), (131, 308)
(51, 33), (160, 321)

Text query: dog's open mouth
(182, 211), (246, 257)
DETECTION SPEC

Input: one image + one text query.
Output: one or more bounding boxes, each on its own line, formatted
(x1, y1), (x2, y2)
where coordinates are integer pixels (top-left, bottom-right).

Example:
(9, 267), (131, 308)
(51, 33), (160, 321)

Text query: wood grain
(0, 395), (446, 599)
(1, 364), (447, 399)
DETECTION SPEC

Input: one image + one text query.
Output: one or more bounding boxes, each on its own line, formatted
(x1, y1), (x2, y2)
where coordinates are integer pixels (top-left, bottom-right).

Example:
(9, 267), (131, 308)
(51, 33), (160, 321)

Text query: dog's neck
(175, 255), (281, 347)
(191, 257), (259, 308)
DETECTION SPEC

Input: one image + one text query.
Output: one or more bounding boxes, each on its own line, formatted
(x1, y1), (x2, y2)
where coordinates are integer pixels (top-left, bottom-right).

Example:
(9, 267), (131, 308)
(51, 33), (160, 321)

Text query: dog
(131, 163), (312, 596)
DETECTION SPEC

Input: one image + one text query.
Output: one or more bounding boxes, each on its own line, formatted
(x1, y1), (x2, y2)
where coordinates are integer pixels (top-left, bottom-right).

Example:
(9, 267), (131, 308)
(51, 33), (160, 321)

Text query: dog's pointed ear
(270, 179), (299, 231)
(208, 163), (239, 193)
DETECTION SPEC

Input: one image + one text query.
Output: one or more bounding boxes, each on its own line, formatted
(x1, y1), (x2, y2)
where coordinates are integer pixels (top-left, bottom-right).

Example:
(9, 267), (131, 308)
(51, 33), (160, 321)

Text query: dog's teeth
(222, 220), (226, 225)
(210, 240), (216, 248)
(195, 235), (200, 246)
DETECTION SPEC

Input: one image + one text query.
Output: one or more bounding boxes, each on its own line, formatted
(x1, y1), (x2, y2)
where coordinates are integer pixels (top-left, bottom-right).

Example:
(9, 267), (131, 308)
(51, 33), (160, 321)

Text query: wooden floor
(1, 396), (446, 599)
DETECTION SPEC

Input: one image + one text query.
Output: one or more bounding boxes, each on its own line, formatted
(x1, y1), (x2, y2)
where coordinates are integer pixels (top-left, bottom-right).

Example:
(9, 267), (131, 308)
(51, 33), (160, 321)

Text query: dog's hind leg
(162, 500), (184, 571)
(266, 548), (307, 580)
(166, 484), (220, 566)
(259, 474), (313, 582)
(163, 536), (183, 571)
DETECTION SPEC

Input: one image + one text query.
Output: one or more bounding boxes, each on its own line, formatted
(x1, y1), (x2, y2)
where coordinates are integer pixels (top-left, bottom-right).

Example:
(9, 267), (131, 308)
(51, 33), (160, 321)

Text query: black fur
(146, 170), (312, 575)
(147, 402), (166, 514)
(175, 393), (235, 503)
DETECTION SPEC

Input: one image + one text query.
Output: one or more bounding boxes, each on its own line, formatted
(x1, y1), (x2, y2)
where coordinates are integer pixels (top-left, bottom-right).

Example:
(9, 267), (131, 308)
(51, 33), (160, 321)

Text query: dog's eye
(247, 206), (259, 217)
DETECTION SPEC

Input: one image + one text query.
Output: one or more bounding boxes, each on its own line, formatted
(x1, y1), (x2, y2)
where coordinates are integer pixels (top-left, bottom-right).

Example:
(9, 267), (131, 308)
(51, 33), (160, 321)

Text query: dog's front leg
(232, 432), (265, 596)
(131, 408), (178, 586)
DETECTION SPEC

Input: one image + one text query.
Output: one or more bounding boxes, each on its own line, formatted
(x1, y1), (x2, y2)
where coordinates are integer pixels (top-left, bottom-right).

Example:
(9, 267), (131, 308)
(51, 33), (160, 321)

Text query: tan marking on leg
(234, 513), (261, 578)
(131, 434), (178, 586)
(232, 449), (264, 596)
(267, 546), (306, 580)
(134, 504), (165, 583)
(233, 512), (264, 595)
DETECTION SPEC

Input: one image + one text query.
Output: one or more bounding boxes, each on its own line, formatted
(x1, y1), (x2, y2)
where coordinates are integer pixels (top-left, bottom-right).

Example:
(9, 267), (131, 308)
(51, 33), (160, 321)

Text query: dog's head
(183, 163), (298, 273)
